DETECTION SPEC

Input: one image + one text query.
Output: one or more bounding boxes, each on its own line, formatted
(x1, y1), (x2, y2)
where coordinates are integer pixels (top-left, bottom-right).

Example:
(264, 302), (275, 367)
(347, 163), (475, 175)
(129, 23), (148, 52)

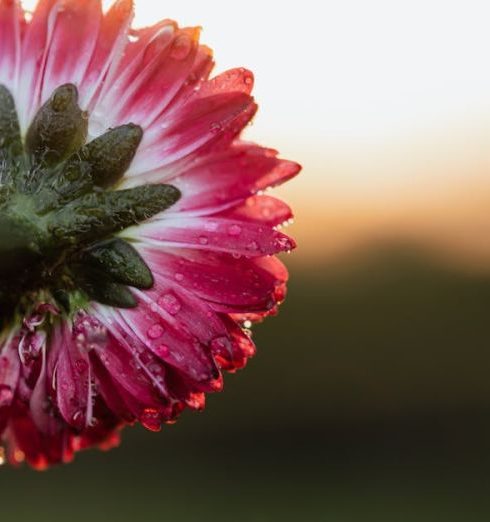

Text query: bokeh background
(3, 0), (490, 520)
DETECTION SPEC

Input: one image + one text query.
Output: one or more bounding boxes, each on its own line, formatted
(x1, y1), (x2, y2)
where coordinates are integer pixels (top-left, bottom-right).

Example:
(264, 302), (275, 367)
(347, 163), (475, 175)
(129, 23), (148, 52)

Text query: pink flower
(0, 0), (300, 469)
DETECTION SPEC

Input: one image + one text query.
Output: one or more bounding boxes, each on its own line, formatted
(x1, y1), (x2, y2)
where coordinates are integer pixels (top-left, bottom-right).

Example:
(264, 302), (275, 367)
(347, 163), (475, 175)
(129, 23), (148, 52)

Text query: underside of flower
(0, 0), (300, 470)
(0, 83), (180, 319)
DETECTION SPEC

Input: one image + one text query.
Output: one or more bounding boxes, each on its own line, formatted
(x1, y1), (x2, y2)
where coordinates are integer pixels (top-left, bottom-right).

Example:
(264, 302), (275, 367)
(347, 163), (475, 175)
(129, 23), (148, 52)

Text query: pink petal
(94, 296), (220, 389)
(118, 27), (201, 129)
(135, 215), (295, 257)
(152, 144), (300, 213)
(49, 321), (93, 430)
(79, 0), (134, 110)
(7, 412), (70, 470)
(0, 335), (21, 433)
(0, 0), (23, 90)
(139, 246), (289, 313)
(17, 0), (54, 130)
(90, 333), (172, 425)
(217, 195), (294, 227)
(127, 72), (257, 176)
(135, 271), (229, 346)
(88, 18), (177, 136)
(211, 314), (256, 371)
(39, 0), (102, 104)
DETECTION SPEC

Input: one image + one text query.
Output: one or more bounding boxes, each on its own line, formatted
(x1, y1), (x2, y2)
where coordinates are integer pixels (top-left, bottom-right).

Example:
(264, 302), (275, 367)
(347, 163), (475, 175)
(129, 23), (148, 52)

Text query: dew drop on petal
(174, 273), (184, 282)
(186, 392), (205, 410)
(156, 344), (170, 357)
(140, 408), (162, 432)
(204, 221), (218, 232)
(227, 224), (242, 236)
(209, 122), (222, 134)
(243, 72), (253, 86)
(71, 411), (84, 429)
(147, 324), (164, 340)
(158, 294), (182, 315)
(198, 235), (208, 245)
(276, 236), (294, 250)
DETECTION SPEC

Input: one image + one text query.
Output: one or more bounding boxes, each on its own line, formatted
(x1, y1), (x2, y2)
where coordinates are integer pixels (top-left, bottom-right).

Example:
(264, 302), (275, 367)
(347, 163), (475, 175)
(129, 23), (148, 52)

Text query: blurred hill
(3, 243), (490, 521)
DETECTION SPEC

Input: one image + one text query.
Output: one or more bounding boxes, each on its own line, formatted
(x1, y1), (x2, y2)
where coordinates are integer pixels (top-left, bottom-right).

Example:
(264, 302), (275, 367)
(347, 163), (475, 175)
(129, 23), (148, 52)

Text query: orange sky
(20, 1), (490, 269)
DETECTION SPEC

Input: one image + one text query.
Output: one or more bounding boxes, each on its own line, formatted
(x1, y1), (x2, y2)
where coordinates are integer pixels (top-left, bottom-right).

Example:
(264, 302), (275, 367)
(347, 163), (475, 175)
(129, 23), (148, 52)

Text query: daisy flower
(0, 0), (300, 469)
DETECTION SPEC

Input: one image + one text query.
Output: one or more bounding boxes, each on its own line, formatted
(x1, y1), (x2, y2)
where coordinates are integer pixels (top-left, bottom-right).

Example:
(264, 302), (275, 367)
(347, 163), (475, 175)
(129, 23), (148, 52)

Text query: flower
(0, 0), (300, 469)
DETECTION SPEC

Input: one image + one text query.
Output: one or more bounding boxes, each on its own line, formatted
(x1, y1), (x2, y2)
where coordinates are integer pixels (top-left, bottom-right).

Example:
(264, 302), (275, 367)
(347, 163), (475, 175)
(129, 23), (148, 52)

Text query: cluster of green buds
(0, 84), (180, 321)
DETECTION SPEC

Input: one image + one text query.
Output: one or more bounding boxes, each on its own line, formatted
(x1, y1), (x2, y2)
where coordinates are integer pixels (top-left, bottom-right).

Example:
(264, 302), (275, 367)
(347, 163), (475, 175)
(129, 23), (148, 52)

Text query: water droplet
(158, 294), (182, 315)
(140, 408), (161, 432)
(174, 272), (184, 282)
(227, 224), (242, 236)
(204, 221), (218, 232)
(13, 449), (25, 464)
(276, 236), (294, 250)
(157, 344), (170, 357)
(71, 411), (84, 428)
(147, 324), (164, 340)
(198, 235), (208, 245)
(243, 72), (253, 86)
(243, 320), (252, 329)
(246, 240), (259, 251)
(209, 122), (222, 134)
(186, 392), (205, 410)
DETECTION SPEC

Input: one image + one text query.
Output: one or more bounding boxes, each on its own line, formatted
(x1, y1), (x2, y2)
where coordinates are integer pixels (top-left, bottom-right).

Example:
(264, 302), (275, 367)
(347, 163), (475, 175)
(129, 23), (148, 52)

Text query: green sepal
(82, 238), (153, 289)
(0, 207), (44, 276)
(72, 264), (138, 308)
(0, 85), (22, 160)
(25, 84), (88, 166)
(47, 184), (181, 246)
(34, 161), (94, 214)
(78, 124), (143, 188)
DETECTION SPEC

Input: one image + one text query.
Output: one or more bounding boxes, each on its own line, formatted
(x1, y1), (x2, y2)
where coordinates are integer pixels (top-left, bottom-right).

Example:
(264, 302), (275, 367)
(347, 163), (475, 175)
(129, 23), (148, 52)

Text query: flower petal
(17, 0), (103, 132)
(217, 195), (294, 227)
(139, 246), (288, 313)
(133, 215), (295, 257)
(0, 0), (23, 91)
(79, 0), (134, 110)
(50, 321), (93, 430)
(125, 69), (258, 177)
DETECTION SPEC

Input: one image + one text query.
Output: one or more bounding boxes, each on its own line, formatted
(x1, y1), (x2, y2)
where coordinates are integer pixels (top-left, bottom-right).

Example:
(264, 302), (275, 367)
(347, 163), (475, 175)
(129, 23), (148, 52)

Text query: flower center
(0, 84), (180, 322)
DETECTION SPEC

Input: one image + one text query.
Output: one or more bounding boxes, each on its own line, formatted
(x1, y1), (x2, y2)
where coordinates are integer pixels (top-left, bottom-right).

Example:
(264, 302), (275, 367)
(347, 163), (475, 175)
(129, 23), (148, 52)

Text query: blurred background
(3, 0), (490, 520)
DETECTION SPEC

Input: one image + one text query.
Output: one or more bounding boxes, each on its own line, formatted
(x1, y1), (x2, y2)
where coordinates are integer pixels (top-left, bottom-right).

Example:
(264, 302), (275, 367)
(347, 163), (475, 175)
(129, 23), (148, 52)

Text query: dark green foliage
(0, 85), (22, 159)
(25, 84), (88, 166)
(0, 84), (180, 315)
(82, 238), (154, 289)
(78, 123), (143, 188)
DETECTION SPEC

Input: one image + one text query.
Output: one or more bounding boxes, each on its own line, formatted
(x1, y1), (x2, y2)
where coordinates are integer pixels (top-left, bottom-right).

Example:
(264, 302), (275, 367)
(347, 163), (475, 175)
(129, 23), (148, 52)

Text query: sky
(21, 0), (490, 266)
